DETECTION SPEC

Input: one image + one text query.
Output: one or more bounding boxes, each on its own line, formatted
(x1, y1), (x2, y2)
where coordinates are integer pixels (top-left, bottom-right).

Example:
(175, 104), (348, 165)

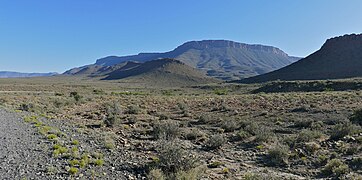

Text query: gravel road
(0, 109), (136, 179)
(0, 109), (50, 179)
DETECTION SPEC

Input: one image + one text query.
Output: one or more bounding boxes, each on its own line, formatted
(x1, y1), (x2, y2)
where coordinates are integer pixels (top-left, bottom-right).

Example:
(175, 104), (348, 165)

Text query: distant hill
(104, 58), (219, 86)
(0, 71), (58, 78)
(67, 40), (299, 80)
(237, 34), (362, 83)
(63, 61), (141, 77)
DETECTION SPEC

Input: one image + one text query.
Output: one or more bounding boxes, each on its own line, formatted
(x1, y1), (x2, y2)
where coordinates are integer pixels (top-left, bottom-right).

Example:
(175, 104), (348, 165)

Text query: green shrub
(104, 139), (116, 150)
(305, 142), (321, 154)
(127, 105), (141, 114)
(244, 121), (259, 135)
(236, 130), (251, 141)
(330, 122), (360, 140)
(153, 121), (180, 140)
(104, 102), (122, 127)
(207, 161), (224, 168)
(350, 156), (362, 170)
(174, 166), (205, 180)
(243, 173), (277, 180)
(70, 91), (82, 102)
(147, 169), (165, 180)
(71, 140), (79, 145)
(53, 144), (62, 150)
(68, 167), (78, 175)
(93, 89), (105, 95)
(18, 103), (34, 112)
(79, 159), (87, 168)
(296, 129), (322, 143)
(46, 166), (57, 175)
(254, 128), (275, 143)
(69, 159), (80, 167)
(292, 119), (313, 129)
(161, 90), (173, 96)
(177, 102), (188, 112)
(47, 134), (58, 140)
(322, 159), (349, 177)
(184, 129), (204, 141)
(156, 141), (198, 174)
(197, 115), (215, 124)
(58, 146), (68, 154)
(316, 155), (328, 166)
(267, 144), (289, 166)
(221, 119), (240, 132)
(158, 113), (170, 120)
(213, 88), (228, 95)
(349, 109), (362, 125)
(205, 134), (225, 150)
(93, 159), (104, 166)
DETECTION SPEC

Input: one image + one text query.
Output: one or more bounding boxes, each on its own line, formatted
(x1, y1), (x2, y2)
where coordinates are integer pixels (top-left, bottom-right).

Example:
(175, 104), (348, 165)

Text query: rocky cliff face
(173, 40), (289, 56)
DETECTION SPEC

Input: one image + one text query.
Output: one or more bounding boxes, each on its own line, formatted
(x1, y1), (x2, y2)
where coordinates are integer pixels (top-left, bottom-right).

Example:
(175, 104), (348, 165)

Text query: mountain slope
(90, 40), (299, 80)
(103, 58), (218, 86)
(63, 61), (141, 77)
(238, 34), (362, 83)
(0, 71), (58, 78)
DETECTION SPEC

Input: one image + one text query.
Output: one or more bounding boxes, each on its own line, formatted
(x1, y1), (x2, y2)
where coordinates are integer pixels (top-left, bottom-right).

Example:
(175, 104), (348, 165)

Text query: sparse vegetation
(1, 77), (362, 179)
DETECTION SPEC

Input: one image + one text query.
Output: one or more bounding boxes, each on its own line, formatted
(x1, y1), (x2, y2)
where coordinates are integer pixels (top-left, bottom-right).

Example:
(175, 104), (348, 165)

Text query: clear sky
(1, 0), (361, 73)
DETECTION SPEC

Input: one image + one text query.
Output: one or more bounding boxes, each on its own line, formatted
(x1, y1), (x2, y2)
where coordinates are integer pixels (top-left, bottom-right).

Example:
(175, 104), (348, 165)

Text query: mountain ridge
(102, 58), (219, 86)
(0, 71), (58, 78)
(237, 33), (362, 83)
(67, 40), (299, 80)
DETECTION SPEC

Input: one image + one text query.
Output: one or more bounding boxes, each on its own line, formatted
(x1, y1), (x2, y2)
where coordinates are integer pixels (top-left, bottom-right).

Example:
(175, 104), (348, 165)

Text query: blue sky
(0, 0), (361, 73)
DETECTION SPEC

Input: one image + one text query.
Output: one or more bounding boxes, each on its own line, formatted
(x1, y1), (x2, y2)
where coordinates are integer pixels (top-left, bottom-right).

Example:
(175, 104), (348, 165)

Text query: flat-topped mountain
(238, 34), (362, 83)
(69, 40), (298, 80)
(0, 71), (58, 78)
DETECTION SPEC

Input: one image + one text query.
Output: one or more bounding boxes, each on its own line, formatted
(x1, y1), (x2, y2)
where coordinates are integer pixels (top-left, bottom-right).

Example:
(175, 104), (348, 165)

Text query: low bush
(153, 121), (180, 140)
(267, 144), (289, 166)
(184, 128), (204, 141)
(349, 109), (362, 125)
(213, 88), (228, 95)
(104, 102), (122, 127)
(322, 159), (349, 177)
(18, 103), (34, 112)
(147, 169), (165, 180)
(350, 156), (362, 170)
(330, 122), (360, 140)
(205, 134), (225, 150)
(296, 129), (322, 143)
(156, 141), (198, 174)
(254, 127), (275, 143)
(236, 129), (251, 141)
(69, 91), (82, 102)
(126, 105), (141, 114)
(220, 119), (240, 132)
(292, 119), (313, 129)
